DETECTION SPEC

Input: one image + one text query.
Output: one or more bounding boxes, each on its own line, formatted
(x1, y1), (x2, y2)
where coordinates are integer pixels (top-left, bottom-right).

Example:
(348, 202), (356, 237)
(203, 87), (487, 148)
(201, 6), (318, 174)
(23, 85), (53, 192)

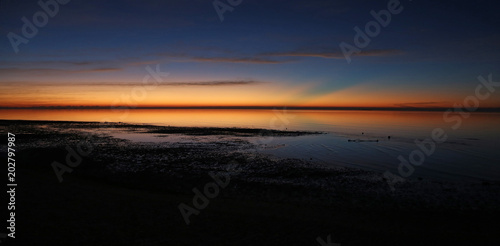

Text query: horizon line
(1, 106), (500, 112)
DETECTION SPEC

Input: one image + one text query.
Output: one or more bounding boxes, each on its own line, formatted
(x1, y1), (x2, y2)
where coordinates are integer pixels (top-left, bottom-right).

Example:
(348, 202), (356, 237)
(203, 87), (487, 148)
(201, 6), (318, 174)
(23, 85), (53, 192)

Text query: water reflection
(1, 109), (499, 181)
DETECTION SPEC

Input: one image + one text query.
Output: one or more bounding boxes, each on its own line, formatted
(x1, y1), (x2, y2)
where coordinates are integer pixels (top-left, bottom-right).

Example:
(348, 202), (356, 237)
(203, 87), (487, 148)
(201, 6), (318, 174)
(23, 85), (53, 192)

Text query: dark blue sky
(0, 0), (499, 107)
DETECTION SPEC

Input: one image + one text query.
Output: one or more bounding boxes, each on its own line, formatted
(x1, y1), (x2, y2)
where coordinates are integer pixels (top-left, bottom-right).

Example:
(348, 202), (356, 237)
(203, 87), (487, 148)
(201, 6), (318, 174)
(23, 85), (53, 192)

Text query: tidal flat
(1, 120), (500, 245)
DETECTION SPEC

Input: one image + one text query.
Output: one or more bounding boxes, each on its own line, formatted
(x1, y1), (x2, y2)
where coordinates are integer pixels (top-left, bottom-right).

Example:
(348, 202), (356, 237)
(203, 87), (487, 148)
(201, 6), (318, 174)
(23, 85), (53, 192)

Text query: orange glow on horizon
(1, 81), (500, 109)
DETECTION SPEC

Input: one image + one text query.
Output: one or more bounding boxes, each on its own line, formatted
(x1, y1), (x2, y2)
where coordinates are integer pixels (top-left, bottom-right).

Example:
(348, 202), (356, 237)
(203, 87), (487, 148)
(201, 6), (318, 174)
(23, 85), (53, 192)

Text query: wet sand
(1, 120), (500, 245)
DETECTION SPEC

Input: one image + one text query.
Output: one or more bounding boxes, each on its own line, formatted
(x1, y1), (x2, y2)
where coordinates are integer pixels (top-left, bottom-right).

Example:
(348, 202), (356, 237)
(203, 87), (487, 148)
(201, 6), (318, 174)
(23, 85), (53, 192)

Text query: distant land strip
(1, 106), (500, 112)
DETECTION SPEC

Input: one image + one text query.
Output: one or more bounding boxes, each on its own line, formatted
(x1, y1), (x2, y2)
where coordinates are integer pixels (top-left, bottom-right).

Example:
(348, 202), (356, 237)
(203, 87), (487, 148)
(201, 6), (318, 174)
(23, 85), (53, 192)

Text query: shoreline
(2, 106), (500, 112)
(0, 119), (324, 136)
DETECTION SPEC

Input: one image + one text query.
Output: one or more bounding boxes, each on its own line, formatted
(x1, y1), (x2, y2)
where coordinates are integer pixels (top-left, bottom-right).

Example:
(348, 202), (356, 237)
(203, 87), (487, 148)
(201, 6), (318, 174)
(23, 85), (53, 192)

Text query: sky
(0, 0), (499, 108)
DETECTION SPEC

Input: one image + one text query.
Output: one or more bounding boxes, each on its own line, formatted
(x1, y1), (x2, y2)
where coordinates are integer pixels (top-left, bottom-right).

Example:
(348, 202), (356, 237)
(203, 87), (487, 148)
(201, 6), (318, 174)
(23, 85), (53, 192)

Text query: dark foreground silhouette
(1, 120), (499, 245)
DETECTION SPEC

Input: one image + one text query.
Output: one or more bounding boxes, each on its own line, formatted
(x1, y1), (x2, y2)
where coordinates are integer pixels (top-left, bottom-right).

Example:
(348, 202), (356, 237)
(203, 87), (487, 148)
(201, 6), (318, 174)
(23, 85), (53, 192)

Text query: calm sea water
(1, 109), (499, 182)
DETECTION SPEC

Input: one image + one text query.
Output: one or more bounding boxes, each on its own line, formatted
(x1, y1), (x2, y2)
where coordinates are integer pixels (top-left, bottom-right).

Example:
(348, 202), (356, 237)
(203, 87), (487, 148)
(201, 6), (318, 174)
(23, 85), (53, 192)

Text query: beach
(2, 0), (500, 244)
(2, 119), (500, 245)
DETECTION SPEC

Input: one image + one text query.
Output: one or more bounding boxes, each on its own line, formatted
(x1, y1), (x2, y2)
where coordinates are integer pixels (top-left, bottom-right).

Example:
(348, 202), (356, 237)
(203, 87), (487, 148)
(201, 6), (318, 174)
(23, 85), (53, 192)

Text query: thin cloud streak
(158, 80), (264, 86)
(358, 49), (404, 57)
(0, 67), (122, 75)
(0, 80), (265, 87)
(263, 49), (403, 59)
(190, 57), (291, 64)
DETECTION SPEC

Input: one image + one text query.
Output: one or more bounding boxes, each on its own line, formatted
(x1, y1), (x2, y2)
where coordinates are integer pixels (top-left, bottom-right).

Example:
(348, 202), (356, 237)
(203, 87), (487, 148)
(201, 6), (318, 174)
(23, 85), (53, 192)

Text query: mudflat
(1, 120), (499, 245)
